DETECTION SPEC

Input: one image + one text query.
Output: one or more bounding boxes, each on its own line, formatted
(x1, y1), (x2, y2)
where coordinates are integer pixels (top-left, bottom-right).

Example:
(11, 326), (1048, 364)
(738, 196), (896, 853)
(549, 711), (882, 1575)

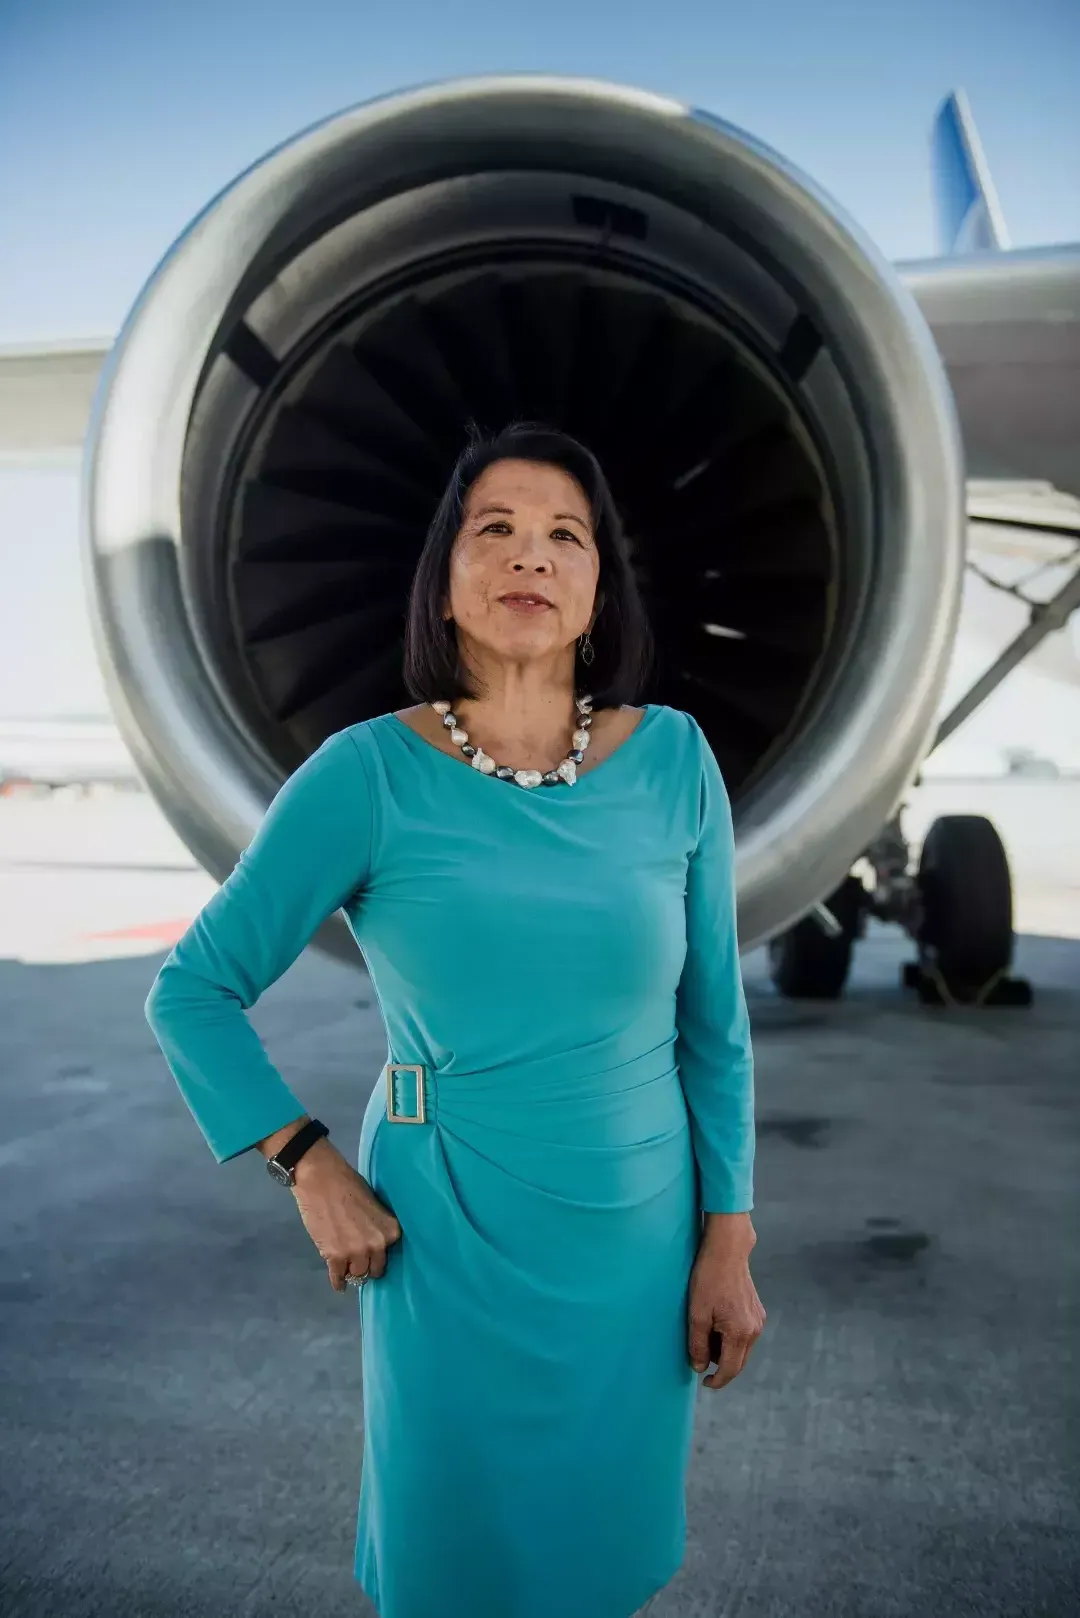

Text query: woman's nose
(510, 550), (553, 573)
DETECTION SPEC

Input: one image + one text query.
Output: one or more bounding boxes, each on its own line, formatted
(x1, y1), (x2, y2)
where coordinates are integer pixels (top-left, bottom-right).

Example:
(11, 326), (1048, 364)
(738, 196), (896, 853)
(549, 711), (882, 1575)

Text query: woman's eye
(477, 521), (582, 543)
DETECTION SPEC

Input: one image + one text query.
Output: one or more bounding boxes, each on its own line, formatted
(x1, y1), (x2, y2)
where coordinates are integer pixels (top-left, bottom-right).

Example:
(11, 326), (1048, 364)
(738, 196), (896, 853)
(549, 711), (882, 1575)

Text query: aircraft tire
(916, 814), (1013, 985)
(767, 875), (865, 1000)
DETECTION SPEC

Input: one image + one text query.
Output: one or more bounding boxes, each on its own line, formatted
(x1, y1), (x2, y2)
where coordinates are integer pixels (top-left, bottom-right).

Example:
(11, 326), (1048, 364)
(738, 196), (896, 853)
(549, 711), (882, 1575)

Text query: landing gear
(767, 814), (1031, 1007)
(766, 875), (866, 1000)
(917, 814), (1012, 979)
(908, 814), (1031, 1006)
(766, 494), (1079, 1007)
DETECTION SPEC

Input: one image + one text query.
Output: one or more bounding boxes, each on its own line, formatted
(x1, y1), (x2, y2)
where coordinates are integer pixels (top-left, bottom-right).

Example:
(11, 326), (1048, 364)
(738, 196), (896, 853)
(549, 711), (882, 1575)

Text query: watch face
(267, 1160), (294, 1187)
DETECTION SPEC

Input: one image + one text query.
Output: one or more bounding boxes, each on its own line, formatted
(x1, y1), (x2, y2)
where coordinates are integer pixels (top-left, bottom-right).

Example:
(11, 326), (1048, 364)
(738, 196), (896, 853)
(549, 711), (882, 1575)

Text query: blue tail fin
(931, 89), (1010, 254)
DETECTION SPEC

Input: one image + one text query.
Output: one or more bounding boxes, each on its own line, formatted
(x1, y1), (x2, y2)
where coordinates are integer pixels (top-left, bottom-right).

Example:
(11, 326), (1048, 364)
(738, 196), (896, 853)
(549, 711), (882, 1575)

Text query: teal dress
(144, 702), (755, 1618)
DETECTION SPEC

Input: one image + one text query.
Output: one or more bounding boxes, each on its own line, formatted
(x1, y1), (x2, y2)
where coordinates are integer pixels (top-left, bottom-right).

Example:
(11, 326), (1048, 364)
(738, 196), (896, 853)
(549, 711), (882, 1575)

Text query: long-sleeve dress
(144, 701), (755, 1618)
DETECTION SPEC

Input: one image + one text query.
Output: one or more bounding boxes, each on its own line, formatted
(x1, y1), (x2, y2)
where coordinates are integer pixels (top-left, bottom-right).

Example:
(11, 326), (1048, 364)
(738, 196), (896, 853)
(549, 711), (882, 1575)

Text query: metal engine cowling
(83, 75), (965, 956)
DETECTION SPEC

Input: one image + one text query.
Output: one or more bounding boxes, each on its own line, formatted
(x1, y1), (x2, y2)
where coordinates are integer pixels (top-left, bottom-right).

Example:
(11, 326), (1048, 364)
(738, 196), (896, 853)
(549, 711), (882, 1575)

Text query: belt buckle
(385, 1063), (428, 1124)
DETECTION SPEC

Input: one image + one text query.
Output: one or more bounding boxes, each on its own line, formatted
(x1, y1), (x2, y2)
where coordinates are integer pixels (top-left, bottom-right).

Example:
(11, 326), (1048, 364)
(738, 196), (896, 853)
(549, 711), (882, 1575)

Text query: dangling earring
(578, 631), (595, 667)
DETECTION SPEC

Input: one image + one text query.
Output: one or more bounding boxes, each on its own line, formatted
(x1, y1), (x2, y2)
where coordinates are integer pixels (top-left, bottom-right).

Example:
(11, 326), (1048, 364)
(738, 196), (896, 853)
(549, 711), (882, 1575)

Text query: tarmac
(0, 783), (1077, 1617)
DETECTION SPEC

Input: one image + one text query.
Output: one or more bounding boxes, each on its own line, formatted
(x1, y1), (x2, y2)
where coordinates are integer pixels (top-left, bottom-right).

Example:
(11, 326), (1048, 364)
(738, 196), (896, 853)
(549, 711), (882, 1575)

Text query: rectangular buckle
(385, 1063), (428, 1124)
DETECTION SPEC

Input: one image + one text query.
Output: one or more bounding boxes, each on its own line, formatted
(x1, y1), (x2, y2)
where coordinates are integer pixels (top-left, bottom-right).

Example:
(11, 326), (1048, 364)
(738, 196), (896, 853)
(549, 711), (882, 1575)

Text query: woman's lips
(498, 596), (553, 613)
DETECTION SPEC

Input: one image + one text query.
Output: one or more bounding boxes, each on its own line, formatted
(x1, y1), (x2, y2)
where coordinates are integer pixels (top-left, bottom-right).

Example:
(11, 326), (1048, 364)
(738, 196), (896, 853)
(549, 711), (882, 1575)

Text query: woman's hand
(290, 1139), (403, 1291)
(687, 1212), (766, 1389)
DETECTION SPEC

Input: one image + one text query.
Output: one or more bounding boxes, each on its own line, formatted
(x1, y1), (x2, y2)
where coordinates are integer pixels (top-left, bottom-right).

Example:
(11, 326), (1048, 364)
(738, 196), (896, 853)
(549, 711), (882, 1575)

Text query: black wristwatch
(265, 1118), (330, 1187)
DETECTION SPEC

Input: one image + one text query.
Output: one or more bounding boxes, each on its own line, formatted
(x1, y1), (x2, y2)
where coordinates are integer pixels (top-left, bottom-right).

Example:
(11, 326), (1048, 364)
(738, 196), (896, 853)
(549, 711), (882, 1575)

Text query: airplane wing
(899, 245), (1080, 504)
(0, 338), (112, 467)
(901, 90), (1080, 690)
(902, 88), (1079, 509)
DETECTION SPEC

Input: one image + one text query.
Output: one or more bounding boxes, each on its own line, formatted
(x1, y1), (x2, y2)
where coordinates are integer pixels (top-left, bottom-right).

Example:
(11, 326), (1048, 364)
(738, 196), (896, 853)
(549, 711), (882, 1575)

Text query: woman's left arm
(676, 716), (765, 1389)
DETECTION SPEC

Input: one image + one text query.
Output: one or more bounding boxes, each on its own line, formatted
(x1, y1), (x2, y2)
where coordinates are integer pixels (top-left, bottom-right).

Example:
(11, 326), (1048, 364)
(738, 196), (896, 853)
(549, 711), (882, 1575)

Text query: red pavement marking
(82, 918), (192, 943)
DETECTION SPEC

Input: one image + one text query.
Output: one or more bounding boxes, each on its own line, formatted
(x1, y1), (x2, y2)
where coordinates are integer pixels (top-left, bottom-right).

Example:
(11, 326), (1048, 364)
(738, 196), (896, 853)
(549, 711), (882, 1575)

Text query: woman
(145, 422), (765, 1618)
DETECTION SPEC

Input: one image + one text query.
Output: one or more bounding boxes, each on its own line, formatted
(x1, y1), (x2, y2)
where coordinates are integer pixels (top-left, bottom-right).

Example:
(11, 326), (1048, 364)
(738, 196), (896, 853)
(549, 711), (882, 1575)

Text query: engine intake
(84, 76), (965, 953)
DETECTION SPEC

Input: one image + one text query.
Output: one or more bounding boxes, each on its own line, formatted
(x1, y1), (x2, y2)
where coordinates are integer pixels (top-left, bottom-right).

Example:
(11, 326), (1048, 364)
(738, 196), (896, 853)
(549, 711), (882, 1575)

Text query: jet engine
(83, 76), (965, 956)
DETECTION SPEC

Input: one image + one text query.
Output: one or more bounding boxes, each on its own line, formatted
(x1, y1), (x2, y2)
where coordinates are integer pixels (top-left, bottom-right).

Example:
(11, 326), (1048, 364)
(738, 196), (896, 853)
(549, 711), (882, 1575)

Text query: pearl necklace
(430, 695), (593, 788)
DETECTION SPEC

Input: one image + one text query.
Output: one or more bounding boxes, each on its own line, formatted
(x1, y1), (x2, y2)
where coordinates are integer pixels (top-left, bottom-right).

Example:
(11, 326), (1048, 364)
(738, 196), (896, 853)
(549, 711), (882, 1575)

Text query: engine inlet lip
(82, 74), (965, 951)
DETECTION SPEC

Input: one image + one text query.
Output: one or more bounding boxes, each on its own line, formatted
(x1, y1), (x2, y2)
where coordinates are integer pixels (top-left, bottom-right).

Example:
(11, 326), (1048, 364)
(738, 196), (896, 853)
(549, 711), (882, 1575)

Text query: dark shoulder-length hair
(402, 422), (654, 710)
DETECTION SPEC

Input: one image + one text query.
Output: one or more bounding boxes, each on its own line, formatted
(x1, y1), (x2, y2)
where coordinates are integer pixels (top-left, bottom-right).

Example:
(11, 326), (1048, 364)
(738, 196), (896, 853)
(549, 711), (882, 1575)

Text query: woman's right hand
(289, 1140), (403, 1290)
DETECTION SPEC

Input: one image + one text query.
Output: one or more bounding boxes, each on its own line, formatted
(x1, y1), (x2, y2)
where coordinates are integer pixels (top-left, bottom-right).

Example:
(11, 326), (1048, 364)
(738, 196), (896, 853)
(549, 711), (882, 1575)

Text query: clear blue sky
(1, 0), (1078, 765)
(0, 0), (1078, 342)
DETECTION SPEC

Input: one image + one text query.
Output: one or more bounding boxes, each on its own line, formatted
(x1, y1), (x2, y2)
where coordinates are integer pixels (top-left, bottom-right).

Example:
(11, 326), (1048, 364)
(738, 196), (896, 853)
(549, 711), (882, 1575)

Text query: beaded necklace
(430, 694), (593, 787)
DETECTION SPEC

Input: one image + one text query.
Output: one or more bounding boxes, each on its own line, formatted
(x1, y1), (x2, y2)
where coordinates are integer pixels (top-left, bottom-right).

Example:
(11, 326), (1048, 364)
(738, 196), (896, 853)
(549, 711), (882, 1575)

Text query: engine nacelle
(84, 75), (965, 954)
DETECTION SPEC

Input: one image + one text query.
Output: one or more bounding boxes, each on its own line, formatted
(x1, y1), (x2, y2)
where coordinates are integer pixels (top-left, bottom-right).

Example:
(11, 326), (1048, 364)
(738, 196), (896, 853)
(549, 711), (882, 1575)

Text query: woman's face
(443, 458), (602, 671)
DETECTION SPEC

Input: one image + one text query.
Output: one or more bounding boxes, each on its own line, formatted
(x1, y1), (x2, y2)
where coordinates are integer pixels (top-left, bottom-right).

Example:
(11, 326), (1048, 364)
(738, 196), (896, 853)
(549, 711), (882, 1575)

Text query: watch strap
(271, 1117), (329, 1174)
